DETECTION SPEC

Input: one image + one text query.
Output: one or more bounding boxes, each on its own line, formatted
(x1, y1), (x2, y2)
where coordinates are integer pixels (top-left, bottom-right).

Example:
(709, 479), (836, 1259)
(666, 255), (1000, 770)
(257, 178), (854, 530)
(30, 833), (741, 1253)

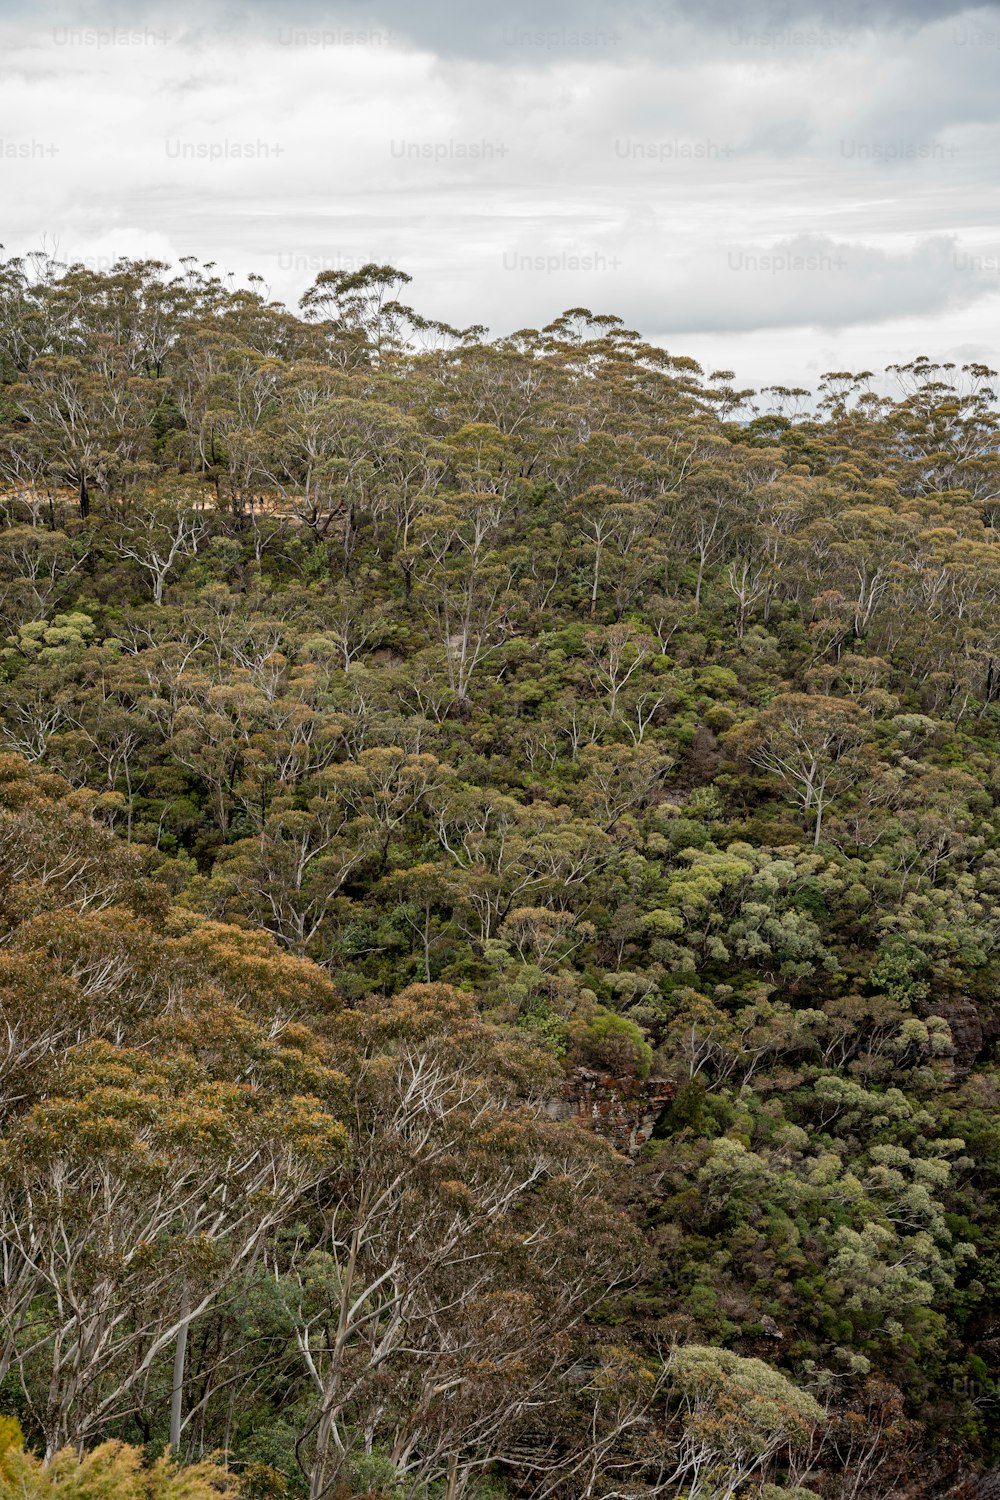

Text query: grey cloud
(637, 234), (999, 335)
(14, 0), (1000, 61)
(672, 0), (995, 24)
(229, 0), (1000, 66)
(3, 0), (1000, 394)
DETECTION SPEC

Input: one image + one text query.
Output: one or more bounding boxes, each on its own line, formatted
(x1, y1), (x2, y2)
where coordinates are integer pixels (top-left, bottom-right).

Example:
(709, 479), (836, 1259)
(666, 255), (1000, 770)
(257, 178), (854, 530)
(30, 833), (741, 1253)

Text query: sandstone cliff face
(545, 1068), (674, 1156)
(918, 996), (1000, 1078)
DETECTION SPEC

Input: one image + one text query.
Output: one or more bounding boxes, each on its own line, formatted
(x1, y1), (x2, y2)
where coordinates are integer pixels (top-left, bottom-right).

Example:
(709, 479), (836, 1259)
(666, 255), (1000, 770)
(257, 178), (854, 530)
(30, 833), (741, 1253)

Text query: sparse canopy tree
(728, 693), (871, 845)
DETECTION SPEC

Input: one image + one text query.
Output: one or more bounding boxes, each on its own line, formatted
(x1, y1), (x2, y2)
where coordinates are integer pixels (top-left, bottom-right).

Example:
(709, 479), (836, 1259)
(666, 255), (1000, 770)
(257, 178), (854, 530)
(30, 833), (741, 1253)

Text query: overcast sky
(2, 0), (999, 393)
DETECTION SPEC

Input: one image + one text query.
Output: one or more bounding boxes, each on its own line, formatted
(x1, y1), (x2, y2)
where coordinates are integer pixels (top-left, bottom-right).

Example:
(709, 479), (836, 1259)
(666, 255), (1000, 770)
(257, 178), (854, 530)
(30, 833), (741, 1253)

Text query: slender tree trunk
(310, 1408), (339, 1500)
(170, 1289), (190, 1454)
(590, 541), (602, 616)
(695, 551), (706, 610)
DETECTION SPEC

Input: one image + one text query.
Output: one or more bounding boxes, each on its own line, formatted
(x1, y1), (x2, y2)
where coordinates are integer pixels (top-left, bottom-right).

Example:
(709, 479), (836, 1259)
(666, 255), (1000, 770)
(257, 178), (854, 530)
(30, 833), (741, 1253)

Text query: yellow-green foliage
(0, 1420), (236, 1500)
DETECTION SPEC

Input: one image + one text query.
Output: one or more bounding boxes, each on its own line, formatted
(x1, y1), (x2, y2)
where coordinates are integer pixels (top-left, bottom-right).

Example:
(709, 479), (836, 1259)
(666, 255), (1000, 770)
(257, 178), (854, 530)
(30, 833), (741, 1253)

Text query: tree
(0, 1042), (343, 1456)
(282, 985), (635, 1500)
(108, 490), (208, 605)
(299, 263), (417, 365)
(5, 351), (157, 518)
(728, 693), (871, 845)
(0, 1422), (238, 1500)
(411, 490), (518, 705)
(659, 1346), (824, 1500)
(199, 794), (370, 961)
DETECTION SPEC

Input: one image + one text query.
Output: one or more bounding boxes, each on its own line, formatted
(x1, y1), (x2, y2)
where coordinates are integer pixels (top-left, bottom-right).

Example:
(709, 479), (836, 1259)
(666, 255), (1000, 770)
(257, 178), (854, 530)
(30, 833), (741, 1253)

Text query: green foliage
(5, 610), (96, 661)
(571, 1010), (655, 1077)
(1, 253), (1000, 1495)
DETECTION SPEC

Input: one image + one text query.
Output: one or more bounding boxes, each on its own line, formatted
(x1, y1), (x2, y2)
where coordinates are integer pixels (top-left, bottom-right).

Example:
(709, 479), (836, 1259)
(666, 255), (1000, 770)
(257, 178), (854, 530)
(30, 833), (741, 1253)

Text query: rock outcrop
(546, 1068), (674, 1156)
(918, 995), (1000, 1078)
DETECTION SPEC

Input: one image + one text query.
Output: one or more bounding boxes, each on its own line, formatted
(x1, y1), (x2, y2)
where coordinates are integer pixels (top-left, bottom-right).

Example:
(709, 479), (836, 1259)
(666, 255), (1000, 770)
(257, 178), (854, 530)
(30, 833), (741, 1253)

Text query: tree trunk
(170, 1290), (190, 1454)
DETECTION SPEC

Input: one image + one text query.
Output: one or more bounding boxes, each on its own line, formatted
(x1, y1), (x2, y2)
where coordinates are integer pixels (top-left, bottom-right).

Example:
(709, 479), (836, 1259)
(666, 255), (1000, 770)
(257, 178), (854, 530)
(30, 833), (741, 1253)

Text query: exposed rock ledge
(917, 995), (1000, 1078)
(545, 1068), (675, 1156)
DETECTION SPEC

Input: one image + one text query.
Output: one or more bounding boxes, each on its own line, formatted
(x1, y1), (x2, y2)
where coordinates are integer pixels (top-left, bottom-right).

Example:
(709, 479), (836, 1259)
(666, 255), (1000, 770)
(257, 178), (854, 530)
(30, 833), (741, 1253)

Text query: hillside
(1, 253), (1000, 1499)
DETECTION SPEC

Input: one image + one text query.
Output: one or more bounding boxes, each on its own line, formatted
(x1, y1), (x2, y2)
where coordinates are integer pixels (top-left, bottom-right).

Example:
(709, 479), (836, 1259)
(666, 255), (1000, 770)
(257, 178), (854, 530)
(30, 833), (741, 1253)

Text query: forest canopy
(1, 251), (1000, 1499)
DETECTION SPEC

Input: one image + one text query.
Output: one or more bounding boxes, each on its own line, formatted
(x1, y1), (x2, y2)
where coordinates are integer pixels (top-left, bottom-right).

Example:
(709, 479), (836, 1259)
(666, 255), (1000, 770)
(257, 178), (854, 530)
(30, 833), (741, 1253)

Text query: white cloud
(2, 0), (999, 392)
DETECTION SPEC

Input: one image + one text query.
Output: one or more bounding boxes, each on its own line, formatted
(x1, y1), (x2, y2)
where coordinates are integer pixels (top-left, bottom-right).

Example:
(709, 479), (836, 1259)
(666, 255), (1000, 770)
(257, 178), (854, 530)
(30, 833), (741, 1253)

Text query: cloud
(2, 0), (999, 392)
(462, 230), (999, 339)
(650, 234), (998, 334)
(13, 0), (999, 64)
(230, 0), (1000, 64)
